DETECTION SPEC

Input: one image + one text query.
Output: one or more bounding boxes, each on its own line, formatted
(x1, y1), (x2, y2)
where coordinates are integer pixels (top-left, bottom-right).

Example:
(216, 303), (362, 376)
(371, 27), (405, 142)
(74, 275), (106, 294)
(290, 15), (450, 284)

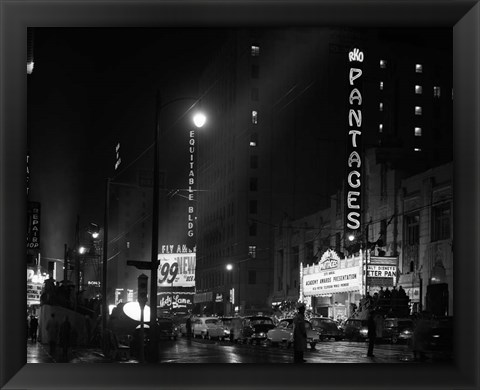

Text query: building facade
(193, 28), (452, 316)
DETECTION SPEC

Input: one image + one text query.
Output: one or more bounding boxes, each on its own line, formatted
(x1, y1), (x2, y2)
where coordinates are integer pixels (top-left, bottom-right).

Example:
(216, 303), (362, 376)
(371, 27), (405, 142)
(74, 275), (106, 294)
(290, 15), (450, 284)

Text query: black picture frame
(1, 1), (479, 389)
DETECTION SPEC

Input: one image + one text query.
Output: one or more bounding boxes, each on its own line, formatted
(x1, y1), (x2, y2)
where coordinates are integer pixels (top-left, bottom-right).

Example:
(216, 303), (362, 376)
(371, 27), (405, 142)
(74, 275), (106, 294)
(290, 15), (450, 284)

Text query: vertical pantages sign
(345, 47), (364, 241)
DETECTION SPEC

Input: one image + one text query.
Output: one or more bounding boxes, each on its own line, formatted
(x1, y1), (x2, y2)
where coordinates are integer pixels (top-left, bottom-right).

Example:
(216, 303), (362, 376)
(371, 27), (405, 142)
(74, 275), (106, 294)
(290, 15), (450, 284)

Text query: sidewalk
(27, 341), (111, 363)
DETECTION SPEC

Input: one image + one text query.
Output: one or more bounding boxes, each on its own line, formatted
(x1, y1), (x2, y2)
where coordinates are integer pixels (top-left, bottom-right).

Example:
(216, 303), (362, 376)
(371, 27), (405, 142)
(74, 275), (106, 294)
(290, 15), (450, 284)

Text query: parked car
(342, 318), (368, 341)
(266, 318), (321, 350)
(192, 317), (224, 340)
(382, 317), (414, 344)
(424, 316), (453, 360)
(310, 317), (343, 341)
(157, 317), (178, 340)
(240, 316), (276, 345)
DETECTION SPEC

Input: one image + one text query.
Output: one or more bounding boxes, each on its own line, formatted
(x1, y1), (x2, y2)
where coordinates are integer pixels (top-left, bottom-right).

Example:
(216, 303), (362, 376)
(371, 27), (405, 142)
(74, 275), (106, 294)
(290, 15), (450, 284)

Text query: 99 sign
(159, 262), (179, 284)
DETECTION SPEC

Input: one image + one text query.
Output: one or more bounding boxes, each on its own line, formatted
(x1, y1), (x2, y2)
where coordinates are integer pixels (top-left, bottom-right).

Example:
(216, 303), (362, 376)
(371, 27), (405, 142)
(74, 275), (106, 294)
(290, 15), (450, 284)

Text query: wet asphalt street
(27, 336), (425, 364)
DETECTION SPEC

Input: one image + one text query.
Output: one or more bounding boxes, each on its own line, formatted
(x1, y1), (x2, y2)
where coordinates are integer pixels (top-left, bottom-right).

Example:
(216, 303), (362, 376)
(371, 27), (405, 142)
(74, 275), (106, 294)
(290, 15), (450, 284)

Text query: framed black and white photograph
(1, 1), (479, 389)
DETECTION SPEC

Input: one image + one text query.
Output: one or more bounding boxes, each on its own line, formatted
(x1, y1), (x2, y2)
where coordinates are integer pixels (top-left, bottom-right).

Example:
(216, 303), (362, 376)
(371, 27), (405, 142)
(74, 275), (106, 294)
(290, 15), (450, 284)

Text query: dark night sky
(28, 28), (226, 261)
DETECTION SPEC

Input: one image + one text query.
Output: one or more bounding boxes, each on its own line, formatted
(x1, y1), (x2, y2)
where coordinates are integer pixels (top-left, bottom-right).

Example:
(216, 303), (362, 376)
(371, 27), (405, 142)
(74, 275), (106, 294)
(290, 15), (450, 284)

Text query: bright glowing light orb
(122, 301), (150, 322)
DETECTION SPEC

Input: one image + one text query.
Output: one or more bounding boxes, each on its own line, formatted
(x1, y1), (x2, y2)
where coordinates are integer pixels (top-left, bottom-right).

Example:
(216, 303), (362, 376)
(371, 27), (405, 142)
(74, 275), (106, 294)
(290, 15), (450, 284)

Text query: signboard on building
(303, 265), (361, 296)
(27, 283), (42, 304)
(345, 47), (364, 241)
(27, 202), (41, 250)
(158, 244), (196, 288)
(366, 264), (397, 287)
(158, 291), (195, 312)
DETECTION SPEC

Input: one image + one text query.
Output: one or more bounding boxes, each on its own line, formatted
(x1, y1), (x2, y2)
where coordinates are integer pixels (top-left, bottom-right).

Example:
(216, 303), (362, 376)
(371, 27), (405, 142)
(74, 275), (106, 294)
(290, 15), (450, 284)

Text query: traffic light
(138, 274), (148, 307)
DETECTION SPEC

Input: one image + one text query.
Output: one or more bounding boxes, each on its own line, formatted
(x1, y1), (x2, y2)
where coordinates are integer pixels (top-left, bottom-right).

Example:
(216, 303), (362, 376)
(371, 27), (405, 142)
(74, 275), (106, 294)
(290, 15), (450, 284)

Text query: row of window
(380, 60), (423, 73)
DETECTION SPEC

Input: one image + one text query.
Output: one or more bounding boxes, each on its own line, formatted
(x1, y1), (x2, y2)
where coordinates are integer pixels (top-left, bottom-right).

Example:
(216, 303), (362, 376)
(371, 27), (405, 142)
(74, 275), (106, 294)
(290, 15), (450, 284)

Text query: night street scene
(26, 27), (454, 364)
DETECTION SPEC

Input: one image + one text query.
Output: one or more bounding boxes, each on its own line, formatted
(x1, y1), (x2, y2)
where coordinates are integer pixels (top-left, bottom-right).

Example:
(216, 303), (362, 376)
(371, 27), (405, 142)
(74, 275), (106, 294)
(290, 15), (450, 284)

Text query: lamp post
(149, 92), (206, 362)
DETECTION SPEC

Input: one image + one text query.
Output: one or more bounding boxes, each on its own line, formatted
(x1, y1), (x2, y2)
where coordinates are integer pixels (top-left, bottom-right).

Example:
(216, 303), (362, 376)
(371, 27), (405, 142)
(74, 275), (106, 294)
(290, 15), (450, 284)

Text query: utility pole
(102, 178), (110, 354)
(148, 91), (161, 362)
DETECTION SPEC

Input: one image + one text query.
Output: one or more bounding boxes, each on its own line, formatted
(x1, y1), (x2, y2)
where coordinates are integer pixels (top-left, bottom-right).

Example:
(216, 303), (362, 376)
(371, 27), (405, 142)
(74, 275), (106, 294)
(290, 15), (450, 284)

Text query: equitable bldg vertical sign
(345, 48), (364, 239)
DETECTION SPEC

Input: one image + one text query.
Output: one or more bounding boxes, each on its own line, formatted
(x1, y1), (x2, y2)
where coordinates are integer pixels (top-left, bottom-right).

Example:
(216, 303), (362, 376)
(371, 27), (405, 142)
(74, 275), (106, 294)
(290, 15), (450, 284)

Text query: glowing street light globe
(226, 264), (233, 271)
(122, 301), (151, 322)
(193, 112), (207, 128)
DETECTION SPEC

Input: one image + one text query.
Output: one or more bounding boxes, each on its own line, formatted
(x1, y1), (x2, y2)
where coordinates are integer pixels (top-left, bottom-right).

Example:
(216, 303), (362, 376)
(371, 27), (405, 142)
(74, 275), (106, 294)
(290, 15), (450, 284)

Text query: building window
(379, 219), (387, 247)
(251, 87), (259, 101)
(414, 127), (422, 136)
(277, 249), (284, 291)
(379, 102), (383, 111)
(249, 221), (257, 236)
(251, 64), (259, 78)
(252, 110), (258, 124)
(415, 85), (423, 94)
(434, 86), (441, 98)
(432, 202), (451, 241)
(335, 233), (341, 253)
(415, 106), (422, 115)
(379, 81), (384, 90)
(379, 124), (383, 133)
(250, 155), (258, 169)
(248, 270), (257, 284)
(380, 59), (387, 68)
(250, 177), (258, 191)
(250, 133), (258, 147)
(380, 164), (387, 199)
(251, 45), (260, 56)
(405, 212), (420, 245)
(415, 64), (423, 73)
(248, 245), (257, 258)
(249, 200), (257, 214)
(305, 241), (314, 266)
(291, 246), (299, 271)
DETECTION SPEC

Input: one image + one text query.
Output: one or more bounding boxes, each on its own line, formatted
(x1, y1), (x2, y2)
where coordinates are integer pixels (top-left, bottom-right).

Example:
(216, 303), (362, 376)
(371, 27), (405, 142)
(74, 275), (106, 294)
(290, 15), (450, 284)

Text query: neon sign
(188, 130), (195, 239)
(345, 47), (364, 236)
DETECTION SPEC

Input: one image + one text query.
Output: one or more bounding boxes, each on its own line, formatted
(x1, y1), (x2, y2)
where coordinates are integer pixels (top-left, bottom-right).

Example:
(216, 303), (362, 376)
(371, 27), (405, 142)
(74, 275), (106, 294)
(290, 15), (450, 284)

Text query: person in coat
(186, 315), (192, 339)
(367, 310), (376, 357)
(29, 315), (38, 342)
(59, 316), (72, 362)
(46, 313), (59, 357)
(293, 302), (307, 363)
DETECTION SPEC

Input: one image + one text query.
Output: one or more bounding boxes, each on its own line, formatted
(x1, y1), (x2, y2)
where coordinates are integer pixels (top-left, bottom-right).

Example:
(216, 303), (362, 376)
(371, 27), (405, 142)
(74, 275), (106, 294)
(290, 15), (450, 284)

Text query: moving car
(241, 316), (276, 345)
(382, 317), (414, 344)
(310, 317), (344, 341)
(342, 318), (368, 341)
(266, 318), (321, 350)
(192, 317), (224, 340)
(219, 317), (233, 339)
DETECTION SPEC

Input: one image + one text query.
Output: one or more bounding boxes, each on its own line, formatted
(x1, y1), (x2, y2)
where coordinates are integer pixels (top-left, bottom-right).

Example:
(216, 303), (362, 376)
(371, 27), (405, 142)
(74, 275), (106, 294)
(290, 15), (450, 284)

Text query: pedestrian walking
(186, 315), (192, 339)
(293, 302), (307, 363)
(84, 315), (92, 346)
(412, 312), (430, 361)
(46, 313), (59, 357)
(59, 316), (72, 362)
(367, 310), (376, 357)
(29, 315), (38, 342)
